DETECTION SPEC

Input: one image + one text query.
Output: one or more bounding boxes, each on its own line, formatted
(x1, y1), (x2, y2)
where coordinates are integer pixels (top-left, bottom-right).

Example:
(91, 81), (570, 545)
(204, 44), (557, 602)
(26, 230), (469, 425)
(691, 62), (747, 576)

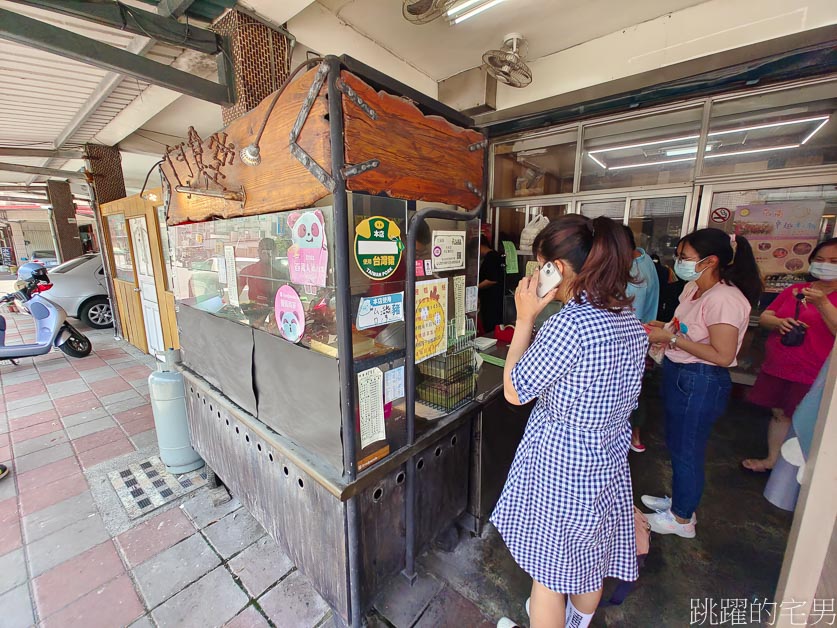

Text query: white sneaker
(647, 509), (696, 538)
(641, 495), (697, 524)
(497, 619), (520, 628)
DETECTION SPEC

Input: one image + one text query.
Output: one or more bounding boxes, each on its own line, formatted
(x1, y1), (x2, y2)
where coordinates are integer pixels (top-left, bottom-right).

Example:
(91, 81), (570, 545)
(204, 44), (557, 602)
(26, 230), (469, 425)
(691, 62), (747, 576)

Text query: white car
(43, 254), (114, 328)
(29, 250), (59, 268)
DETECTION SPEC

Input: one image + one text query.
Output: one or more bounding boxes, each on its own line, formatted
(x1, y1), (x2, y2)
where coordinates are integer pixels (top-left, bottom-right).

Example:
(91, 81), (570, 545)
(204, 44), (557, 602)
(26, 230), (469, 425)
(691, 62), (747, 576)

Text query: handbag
(634, 506), (651, 556)
(780, 293), (807, 347)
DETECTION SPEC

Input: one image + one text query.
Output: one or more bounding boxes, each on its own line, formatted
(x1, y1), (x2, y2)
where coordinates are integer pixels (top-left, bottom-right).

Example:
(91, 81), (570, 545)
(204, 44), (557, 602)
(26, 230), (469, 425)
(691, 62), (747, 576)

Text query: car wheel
(79, 297), (113, 329)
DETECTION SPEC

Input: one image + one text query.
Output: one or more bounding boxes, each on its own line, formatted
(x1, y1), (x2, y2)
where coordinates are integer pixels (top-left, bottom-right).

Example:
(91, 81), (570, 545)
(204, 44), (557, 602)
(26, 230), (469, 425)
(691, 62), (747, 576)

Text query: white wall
(497, 0), (837, 110)
(287, 2), (438, 98)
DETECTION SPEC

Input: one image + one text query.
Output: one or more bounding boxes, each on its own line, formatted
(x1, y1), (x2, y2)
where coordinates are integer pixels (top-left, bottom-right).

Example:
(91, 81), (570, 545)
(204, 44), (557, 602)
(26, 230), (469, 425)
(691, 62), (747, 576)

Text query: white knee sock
(565, 597), (594, 628)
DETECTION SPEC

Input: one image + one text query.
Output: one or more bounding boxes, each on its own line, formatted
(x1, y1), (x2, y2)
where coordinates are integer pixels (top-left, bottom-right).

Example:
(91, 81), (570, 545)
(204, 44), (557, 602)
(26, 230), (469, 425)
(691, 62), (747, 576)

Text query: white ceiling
(313, 0), (711, 81)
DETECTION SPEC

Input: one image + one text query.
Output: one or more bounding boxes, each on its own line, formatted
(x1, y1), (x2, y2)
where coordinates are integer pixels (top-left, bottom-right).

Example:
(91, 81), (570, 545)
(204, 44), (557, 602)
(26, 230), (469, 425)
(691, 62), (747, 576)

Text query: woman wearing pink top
(742, 238), (837, 472)
(642, 228), (762, 539)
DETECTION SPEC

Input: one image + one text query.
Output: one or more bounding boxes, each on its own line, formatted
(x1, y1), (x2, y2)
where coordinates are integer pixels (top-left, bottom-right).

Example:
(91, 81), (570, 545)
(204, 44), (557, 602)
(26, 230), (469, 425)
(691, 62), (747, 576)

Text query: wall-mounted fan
(482, 33), (532, 88)
(402, 0), (455, 24)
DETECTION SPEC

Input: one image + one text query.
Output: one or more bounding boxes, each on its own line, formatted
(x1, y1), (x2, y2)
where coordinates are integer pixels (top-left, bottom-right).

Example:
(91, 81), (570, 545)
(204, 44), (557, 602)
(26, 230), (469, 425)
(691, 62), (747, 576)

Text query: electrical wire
(139, 160), (165, 198)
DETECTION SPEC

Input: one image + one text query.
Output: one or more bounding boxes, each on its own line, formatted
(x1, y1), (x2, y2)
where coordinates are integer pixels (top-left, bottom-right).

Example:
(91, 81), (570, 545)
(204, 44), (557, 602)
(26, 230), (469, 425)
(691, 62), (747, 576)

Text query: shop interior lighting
(449, 0), (508, 23)
(608, 156), (696, 171)
(707, 114), (830, 138)
(587, 153), (607, 169)
(703, 144), (800, 159)
(664, 145), (713, 157)
(588, 134), (699, 155)
(801, 117), (830, 144)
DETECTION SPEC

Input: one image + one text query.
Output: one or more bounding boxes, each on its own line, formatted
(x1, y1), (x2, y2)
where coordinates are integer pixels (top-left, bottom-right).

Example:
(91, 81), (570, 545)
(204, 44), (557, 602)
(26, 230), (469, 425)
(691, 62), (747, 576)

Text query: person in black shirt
(471, 238), (504, 336)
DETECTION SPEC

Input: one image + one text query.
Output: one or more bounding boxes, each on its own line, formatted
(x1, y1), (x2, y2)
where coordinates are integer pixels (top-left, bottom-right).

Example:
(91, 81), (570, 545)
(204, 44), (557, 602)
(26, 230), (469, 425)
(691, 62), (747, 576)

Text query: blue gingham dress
(490, 297), (648, 594)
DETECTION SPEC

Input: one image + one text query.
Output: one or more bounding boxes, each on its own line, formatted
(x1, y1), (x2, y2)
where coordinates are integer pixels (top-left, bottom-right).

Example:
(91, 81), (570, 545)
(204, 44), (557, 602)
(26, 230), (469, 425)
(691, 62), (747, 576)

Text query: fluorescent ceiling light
(664, 145), (713, 157)
(704, 144), (799, 159)
(447, 0), (483, 15)
(452, 0), (507, 23)
(608, 157), (695, 171)
(587, 154), (607, 169)
(708, 115), (830, 137)
(801, 117), (830, 144)
(588, 135), (699, 155)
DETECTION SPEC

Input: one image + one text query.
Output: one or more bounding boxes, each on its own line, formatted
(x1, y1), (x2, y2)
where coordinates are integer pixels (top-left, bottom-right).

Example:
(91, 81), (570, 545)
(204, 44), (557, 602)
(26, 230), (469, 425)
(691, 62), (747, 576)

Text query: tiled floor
(0, 313), (333, 628)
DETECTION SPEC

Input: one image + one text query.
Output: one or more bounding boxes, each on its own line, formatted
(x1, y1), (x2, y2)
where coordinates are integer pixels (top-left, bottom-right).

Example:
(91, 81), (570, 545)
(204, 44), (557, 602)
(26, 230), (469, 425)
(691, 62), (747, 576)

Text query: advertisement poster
(734, 202), (825, 275)
(384, 366), (405, 403)
(356, 292), (404, 330)
(431, 231), (466, 272)
(358, 367), (386, 449)
(415, 278), (448, 364)
(224, 245), (239, 307)
(502, 241), (519, 274)
(354, 216), (404, 281)
(274, 285), (305, 343)
(287, 209), (328, 287)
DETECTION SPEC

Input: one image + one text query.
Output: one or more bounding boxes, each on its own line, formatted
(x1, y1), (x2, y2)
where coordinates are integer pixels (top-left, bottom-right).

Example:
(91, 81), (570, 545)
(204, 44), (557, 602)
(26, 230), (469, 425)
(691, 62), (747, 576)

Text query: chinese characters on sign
(357, 367), (386, 449)
(287, 209), (329, 288)
(274, 285), (305, 343)
(431, 231), (466, 272)
(415, 278), (448, 364)
(354, 216), (404, 281)
(690, 597), (835, 626)
(356, 292), (405, 330)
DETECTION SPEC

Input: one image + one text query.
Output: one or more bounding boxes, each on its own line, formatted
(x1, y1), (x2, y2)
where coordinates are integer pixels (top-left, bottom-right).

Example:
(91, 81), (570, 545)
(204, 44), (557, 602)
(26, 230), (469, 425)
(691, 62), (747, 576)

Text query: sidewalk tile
(123, 415), (156, 436)
(116, 506), (194, 568)
(0, 547), (27, 595)
(3, 381), (47, 400)
(40, 573), (143, 628)
(48, 379), (90, 400)
(41, 368), (82, 385)
(0, 444), (9, 463)
(257, 570), (330, 628)
(7, 399), (54, 420)
(96, 348), (126, 359)
(118, 366), (153, 381)
(204, 509), (265, 559)
(413, 587), (493, 628)
(0, 584), (35, 628)
(0, 499), (22, 555)
(79, 367), (119, 384)
(181, 493), (241, 529)
(8, 408), (60, 431)
(106, 397), (148, 415)
(89, 377), (131, 396)
(54, 391), (102, 418)
(72, 426), (125, 454)
(100, 390), (142, 405)
(33, 540), (125, 619)
(10, 418), (62, 444)
(16, 456), (81, 492)
(61, 407), (109, 429)
(12, 429), (68, 458)
(130, 429), (158, 450)
(26, 512), (110, 577)
(77, 438), (134, 470)
(373, 571), (443, 627)
(114, 404), (153, 426)
(73, 358), (108, 372)
(225, 606), (271, 628)
(133, 533), (220, 608)
(65, 416), (117, 440)
(22, 491), (98, 544)
(228, 535), (294, 598)
(14, 442), (74, 474)
(19, 476), (88, 517)
(129, 616), (154, 628)
(151, 566), (248, 628)
(7, 392), (52, 411)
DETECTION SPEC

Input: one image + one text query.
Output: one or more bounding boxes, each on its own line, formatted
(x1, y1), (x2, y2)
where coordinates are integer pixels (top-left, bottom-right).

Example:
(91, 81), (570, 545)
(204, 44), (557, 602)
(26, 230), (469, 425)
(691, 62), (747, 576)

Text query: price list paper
(357, 367), (386, 449)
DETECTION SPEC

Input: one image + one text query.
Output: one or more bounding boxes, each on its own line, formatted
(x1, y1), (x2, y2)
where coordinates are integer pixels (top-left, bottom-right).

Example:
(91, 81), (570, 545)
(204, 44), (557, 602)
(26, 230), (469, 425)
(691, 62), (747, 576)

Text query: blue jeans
(662, 358), (731, 520)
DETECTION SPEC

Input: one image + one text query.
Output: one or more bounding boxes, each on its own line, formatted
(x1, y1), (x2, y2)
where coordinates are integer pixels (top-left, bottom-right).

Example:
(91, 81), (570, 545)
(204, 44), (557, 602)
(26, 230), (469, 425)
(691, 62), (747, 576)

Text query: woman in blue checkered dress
(492, 215), (648, 628)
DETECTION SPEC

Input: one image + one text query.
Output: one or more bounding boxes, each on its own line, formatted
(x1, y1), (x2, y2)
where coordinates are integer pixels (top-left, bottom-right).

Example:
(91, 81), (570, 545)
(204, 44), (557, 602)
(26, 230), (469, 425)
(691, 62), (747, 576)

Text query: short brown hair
(532, 215), (634, 311)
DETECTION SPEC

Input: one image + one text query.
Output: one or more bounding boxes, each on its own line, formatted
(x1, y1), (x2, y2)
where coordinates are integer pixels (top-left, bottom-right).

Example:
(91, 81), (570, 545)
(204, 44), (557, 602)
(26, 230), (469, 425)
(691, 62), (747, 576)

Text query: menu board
(734, 202), (825, 275)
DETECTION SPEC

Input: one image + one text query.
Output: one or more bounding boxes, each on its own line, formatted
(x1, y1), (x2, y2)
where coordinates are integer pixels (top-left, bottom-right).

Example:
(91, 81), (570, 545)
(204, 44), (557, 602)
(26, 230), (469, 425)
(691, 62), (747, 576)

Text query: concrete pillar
(84, 143), (127, 338)
(46, 180), (83, 263)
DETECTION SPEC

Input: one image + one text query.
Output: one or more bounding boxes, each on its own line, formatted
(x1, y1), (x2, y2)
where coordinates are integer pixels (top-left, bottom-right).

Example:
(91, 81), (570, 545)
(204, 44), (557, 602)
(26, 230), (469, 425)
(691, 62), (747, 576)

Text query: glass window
(493, 128), (577, 198)
(628, 196), (688, 264)
(702, 82), (837, 177)
(581, 107), (703, 191)
(708, 185), (836, 292)
(107, 214), (134, 282)
(169, 208), (336, 347)
(157, 205), (174, 292)
(578, 198), (626, 220)
(493, 206), (528, 249)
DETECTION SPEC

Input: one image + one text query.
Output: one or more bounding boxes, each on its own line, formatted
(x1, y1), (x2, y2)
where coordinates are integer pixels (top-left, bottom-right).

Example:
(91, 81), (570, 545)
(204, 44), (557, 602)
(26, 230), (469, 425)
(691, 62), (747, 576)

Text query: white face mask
(674, 257), (707, 282)
(810, 261), (837, 281)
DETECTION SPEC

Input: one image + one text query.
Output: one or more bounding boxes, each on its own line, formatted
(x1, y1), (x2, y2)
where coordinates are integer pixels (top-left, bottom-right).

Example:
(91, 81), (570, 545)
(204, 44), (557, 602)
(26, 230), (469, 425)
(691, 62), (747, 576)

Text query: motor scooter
(0, 268), (92, 363)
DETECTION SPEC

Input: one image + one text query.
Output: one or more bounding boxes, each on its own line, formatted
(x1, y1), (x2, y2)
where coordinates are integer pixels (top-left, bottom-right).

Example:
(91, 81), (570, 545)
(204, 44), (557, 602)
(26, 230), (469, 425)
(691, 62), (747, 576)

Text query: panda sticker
(274, 285), (305, 344)
(286, 210), (328, 288)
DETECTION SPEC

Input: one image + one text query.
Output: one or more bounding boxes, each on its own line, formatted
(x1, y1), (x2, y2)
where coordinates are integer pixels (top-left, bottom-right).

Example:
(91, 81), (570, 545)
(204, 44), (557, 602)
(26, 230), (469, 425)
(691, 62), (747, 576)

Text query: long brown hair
(532, 215), (634, 311)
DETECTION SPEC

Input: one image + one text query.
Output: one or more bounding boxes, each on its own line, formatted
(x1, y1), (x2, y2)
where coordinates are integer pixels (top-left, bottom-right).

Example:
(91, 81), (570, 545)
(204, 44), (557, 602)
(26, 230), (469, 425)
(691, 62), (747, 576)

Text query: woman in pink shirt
(742, 238), (837, 472)
(642, 228), (762, 539)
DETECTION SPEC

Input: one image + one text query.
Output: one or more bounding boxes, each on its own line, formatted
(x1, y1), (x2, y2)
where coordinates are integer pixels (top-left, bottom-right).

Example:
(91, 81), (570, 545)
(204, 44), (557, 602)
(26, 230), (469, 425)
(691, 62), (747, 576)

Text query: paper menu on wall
(465, 286), (478, 313)
(453, 275), (466, 338)
(384, 366), (405, 403)
(431, 230), (466, 271)
(224, 245), (239, 307)
(502, 241), (519, 274)
(415, 278), (448, 364)
(357, 367), (386, 449)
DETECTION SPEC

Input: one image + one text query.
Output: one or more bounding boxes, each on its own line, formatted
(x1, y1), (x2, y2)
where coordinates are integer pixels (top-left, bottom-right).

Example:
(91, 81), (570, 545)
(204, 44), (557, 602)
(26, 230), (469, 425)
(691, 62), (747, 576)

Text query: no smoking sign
(711, 207), (731, 224)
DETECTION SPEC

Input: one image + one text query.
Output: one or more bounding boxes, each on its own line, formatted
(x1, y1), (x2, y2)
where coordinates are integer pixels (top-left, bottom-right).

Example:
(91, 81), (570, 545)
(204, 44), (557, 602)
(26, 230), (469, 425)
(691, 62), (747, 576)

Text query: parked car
(41, 254), (114, 329)
(29, 250), (59, 268)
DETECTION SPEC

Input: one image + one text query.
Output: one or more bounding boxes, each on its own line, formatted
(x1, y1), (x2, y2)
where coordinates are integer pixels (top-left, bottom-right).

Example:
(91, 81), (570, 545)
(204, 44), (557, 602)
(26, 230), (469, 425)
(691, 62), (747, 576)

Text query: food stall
(159, 55), (528, 626)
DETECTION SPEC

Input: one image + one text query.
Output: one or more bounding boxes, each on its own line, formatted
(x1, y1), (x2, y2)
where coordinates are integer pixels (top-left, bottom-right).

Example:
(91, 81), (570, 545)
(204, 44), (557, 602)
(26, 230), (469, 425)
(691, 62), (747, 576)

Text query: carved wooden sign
(162, 63), (486, 226)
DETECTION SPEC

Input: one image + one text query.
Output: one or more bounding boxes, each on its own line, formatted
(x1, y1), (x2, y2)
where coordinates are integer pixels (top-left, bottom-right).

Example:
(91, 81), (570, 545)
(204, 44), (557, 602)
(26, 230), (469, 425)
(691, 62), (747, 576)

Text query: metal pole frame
(325, 55), (364, 628)
(402, 154), (487, 583)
